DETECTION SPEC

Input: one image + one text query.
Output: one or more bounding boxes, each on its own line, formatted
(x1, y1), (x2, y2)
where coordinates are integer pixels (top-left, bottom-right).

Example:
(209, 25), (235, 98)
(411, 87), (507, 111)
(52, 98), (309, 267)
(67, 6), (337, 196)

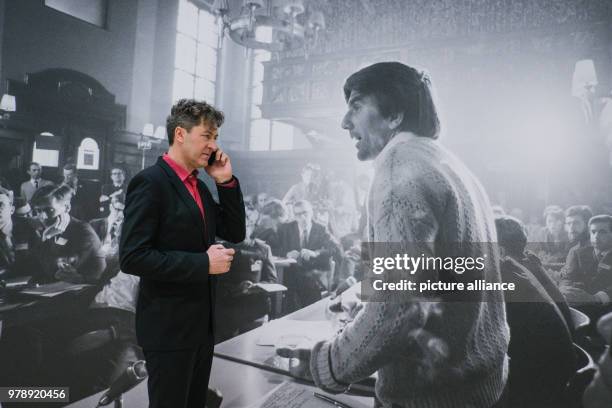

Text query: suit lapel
(597, 252), (612, 276)
(156, 158), (207, 244)
(197, 181), (213, 245)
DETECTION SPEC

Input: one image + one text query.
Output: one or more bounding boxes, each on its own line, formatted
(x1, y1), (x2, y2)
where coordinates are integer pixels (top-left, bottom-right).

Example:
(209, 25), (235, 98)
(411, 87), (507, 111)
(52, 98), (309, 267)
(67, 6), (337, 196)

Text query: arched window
(77, 137), (100, 170)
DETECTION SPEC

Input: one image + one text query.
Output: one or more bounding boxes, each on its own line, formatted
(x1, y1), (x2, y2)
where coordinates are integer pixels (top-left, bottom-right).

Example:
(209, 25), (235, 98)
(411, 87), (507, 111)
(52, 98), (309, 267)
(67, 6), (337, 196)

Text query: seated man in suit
(0, 186), (42, 281)
(98, 166), (127, 217)
(30, 184), (106, 284)
(496, 215), (576, 407)
(532, 205), (570, 264)
(278, 199), (341, 311)
(61, 162), (94, 221)
(253, 198), (287, 256)
(566, 205), (593, 250)
(561, 214), (612, 319)
(215, 208), (278, 342)
(20, 161), (54, 203)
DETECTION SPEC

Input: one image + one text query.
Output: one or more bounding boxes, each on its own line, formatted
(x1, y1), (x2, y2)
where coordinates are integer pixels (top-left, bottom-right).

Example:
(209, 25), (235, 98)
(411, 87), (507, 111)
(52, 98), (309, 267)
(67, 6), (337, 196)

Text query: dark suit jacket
(0, 217), (43, 279)
(501, 256), (575, 406)
(119, 157), (245, 350)
(37, 217), (106, 284)
(98, 182), (127, 216)
(217, 238), (278, 291)
(563, 245), (612, 299)
(90, 217), (109, 241)
(277, 220), (341, 270)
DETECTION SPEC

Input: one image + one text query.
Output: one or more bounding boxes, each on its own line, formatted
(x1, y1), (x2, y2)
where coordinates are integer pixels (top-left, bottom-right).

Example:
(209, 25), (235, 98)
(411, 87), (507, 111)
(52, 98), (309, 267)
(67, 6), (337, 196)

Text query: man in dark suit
(61, 163), (93, 221)
(278, 199), (341, 310)
(98, 166), (127, 217)
(561, 214), (612, 319)
(31, 184), (106, 284)
(119, 99), (245, 408)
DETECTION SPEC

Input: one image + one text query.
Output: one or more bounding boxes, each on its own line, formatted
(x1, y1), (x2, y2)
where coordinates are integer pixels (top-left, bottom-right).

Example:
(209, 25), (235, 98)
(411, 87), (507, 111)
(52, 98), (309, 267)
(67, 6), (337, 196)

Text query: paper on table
(20, 281), (91, 297)
(251, 283), (288, 293)
(256, 319), (336, 347)
(247, 381), (370, 408)
(271, 257), (298, 267)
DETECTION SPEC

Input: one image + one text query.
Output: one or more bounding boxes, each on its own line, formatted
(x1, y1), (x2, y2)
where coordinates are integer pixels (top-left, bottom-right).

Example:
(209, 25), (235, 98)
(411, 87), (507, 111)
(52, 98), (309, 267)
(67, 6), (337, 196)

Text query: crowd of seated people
(491, 203), (612, 322)
(0, 164), (142, 402)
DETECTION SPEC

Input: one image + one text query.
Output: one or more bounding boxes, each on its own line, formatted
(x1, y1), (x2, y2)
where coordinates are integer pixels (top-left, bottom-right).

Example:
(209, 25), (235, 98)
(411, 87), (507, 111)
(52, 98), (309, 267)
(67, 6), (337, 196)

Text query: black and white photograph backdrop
(0, 0), (612, 407)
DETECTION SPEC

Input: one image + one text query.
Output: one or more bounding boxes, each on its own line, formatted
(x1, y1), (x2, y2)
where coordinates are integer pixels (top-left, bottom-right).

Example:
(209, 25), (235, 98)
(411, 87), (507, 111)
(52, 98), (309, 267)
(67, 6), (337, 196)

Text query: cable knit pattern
(310, 133), (510, 408)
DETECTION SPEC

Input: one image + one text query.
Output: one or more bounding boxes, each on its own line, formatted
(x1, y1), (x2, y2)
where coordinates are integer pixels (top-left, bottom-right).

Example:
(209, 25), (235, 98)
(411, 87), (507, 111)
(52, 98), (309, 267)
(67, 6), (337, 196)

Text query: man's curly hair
(166, 99), (225, 145)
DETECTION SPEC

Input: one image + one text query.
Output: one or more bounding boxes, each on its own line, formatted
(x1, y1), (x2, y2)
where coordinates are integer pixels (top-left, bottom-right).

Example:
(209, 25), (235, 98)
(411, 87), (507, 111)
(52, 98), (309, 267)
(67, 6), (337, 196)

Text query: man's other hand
(208, 244), (235, 274)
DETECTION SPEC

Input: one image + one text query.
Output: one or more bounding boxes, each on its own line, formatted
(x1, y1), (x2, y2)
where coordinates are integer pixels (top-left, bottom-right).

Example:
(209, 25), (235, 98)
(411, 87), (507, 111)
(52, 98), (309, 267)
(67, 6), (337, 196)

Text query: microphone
(97, 360), (147, 406)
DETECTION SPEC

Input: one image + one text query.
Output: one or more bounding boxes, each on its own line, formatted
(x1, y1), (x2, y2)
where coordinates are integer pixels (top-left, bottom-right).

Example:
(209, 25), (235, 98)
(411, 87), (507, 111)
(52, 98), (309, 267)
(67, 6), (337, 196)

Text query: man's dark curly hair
(166, 99), (225, 145)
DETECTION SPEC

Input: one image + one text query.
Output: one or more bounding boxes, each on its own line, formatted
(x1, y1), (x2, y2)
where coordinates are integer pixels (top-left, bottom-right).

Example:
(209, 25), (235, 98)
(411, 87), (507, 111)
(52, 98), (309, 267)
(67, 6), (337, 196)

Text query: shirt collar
(163, 153), (198, 182)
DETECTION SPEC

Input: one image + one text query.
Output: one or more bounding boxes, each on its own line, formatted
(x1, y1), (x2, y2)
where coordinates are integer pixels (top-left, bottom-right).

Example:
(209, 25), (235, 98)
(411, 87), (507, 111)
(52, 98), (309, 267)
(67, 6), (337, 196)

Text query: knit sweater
(310, 133), (509, 408)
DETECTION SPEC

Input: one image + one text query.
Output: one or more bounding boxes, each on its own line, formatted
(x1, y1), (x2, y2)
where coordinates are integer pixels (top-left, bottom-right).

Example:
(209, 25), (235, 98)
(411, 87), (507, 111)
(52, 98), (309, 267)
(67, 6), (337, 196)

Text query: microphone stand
(96, 360), (147, 408)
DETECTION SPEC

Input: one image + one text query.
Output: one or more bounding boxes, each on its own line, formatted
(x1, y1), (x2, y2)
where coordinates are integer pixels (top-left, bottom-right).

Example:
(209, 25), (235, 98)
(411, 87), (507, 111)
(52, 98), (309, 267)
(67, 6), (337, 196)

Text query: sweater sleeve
(311, 301), (435, 393)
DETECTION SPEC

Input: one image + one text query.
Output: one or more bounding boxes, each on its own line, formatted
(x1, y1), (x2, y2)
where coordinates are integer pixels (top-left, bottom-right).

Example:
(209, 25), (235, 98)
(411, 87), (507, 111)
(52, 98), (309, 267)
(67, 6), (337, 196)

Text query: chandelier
(211, 0), (325, 55)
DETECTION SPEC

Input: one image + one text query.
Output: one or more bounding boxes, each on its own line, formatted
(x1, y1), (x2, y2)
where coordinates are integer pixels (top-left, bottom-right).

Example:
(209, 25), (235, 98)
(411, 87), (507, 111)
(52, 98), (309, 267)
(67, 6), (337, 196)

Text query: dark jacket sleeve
(302, 225), (342, 270)
(215, 177), (246, 244)
(261, 244), (278, 283)
(119, 174), (210, 283)
(560, 246), (584, 289)
(76, 222), (107, 284)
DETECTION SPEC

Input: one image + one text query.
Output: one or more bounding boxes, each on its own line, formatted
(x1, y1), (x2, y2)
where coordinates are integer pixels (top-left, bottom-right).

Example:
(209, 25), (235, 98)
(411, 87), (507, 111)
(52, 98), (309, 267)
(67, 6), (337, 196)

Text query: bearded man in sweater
(278, 62), (510, 408)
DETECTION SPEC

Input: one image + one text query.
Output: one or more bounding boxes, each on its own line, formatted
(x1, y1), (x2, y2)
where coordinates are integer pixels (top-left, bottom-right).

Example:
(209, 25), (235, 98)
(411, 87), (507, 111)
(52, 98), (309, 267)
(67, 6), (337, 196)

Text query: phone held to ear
(208, 150), (217, 166)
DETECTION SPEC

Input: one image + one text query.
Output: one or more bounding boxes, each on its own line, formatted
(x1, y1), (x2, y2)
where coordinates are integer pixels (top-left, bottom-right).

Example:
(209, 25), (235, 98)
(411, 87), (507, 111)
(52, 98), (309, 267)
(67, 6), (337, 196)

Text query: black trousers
(143, 335), (214, 408)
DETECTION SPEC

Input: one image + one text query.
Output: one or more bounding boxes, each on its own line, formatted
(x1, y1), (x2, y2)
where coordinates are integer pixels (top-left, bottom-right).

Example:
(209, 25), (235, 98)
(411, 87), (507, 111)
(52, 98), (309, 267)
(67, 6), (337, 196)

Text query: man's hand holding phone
(207, 244), (235, 274)
(205, 148), (233, 184)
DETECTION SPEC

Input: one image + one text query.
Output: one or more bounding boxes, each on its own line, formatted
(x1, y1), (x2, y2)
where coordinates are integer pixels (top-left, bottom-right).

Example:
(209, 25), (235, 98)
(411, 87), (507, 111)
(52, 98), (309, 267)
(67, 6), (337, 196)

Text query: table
(67, 357), (371, 408)
(213, 297), (334, 371)
(0, 283), (98, 331)
(67, 296), (374, 408)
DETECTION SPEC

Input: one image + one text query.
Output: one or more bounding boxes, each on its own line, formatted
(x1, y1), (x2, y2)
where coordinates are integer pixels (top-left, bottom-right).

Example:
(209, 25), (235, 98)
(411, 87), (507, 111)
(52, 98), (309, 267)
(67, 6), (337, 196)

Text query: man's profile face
(177, 120), (218, 169)
(590, 222), (612, 252)
(565, 215), (587, 242)
(28, 164), (42, 179)
(341, 91), (395, 161)
(293, 204), (312, 231)
(111, 169), (125, 185)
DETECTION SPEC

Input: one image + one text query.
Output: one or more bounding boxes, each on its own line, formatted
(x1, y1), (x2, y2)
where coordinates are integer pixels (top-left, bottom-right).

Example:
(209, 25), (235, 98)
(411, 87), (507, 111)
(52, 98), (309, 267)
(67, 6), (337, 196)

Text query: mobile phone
(208, 150), (217, 166)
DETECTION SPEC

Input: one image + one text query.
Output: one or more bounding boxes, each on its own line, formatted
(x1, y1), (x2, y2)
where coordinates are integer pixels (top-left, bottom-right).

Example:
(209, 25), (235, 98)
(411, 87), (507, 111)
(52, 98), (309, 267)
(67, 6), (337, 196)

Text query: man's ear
(174, 127), (184, 144)
(387, 112), (404, 131)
